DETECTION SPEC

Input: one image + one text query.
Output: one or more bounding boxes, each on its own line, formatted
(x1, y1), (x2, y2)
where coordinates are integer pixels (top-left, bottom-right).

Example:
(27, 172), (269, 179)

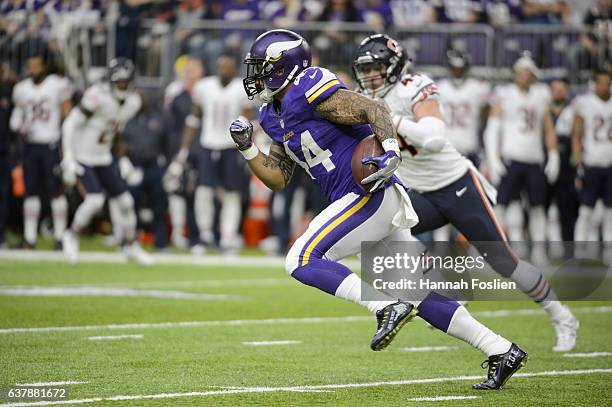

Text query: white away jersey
(383, 73), (469, 192)
(12, 74), (73, 144)
(495, 83), (551, 164)
(573, 92), (612, 167)
(192, 76), (253, 150)
(437, 78), (490, 155)
(71, 83), (142, 166)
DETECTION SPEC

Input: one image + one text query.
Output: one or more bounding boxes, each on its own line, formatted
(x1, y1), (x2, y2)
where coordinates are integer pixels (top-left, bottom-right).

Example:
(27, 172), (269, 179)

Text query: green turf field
(1, 258), (611, 406)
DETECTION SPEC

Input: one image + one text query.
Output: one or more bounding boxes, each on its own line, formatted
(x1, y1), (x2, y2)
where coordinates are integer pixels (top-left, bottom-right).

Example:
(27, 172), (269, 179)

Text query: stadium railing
(1, 20), (607, 91)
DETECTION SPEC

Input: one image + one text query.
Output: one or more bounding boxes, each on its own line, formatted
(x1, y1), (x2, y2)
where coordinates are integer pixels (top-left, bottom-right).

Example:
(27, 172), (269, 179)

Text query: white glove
(162, 160), (184, 193)
(544, 150), (560, 184)
(119, 156), (143, 186)
(60, 158), (84, 187)
(487, 155), (506, 186)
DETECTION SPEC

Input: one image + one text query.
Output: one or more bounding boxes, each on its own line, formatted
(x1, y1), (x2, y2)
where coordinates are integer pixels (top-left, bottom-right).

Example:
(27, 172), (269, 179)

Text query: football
(351, 135), (383, 192)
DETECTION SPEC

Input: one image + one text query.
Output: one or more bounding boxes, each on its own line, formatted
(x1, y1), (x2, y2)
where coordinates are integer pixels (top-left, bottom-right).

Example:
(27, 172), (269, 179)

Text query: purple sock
(291, 258), (353, 295)
(417, 292), (461, 332)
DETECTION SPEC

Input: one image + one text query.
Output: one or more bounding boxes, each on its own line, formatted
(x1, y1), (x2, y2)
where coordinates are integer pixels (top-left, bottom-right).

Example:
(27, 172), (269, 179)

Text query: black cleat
(473, 343), (528, 390)
(53, 240), (63, 251)
(370, 301), (417, 351)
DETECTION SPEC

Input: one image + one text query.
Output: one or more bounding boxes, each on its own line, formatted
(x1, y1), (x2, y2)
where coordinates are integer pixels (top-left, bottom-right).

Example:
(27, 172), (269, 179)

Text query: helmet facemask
(243, 56), (272, 98)
(244, 55), (300, 103)
(354, 57), (406, 98)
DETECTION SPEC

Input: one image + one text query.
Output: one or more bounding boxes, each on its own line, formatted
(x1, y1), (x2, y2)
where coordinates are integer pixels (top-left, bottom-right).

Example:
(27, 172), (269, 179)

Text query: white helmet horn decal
(266, 39), (303, 60)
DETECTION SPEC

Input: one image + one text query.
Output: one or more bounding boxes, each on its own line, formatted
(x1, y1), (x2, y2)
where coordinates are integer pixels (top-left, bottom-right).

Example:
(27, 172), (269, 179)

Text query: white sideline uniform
(572, 92), (612, 168)
(437, 78), (490, 155)
(494, 83), (551, 164)
(71, 83), (142, 166)
(192, 76), (253, 150)
(382, 73), (471, 193)
(12, 74), (73, 144)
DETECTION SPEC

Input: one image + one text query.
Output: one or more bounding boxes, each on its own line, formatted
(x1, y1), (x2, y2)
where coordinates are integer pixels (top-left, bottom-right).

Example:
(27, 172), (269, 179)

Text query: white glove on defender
(162, 160), (184, 193)
(60, 159), (84, 187)
(544, 150), (560, 184)
(487, 155), (506, 186)
(119, 156), (143, 186)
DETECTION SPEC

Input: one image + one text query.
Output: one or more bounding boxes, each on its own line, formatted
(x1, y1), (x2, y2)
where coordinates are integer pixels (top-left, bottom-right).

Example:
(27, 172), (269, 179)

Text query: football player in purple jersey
(229, 29), (526, 390)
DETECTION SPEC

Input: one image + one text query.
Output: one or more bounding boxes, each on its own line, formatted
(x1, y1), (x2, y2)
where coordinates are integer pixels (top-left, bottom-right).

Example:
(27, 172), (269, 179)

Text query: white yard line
(401, 346), (458, 352)
(1, 369), (611, 406)
(0, 286), (243, 301)
(86, 334), (143, 341)
(563, 352), (612, 358)
(0, 278), (293, 290)
(407, 396), (481, 401)
(0, 316), (371, 334)
(0, 305), (609, 335)
(0, 249), (360, 269)
(242, 340), (302, 346)
(15, 382), (87, 387)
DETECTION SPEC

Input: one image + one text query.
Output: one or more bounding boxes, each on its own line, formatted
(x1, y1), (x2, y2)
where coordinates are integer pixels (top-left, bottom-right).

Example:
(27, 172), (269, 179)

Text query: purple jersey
(259, 67), (374, 202)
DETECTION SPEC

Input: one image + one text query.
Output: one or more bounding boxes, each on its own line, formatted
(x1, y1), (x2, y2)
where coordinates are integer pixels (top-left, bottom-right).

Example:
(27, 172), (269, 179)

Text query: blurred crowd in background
(0, 0), (610, 256)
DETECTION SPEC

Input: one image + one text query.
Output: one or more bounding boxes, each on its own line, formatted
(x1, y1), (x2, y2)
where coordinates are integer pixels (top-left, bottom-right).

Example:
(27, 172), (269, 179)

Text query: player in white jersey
(434, 49), (490, 241)
(163, 56), (205, 249)
(437, 49), (490, 165)
(484, 53), (560, 265)
(60, 58), (152, 265)
(164, 54), (253, 253)
(353, 34), (577, 351)
(10, 52), (72, 249)
(572, 69), (612, 264)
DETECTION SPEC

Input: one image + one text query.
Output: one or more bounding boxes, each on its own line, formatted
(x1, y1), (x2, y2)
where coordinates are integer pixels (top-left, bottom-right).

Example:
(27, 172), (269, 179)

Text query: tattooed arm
(315, 89), (396, 145)
(246, 141), (296, 191)
(316, 88), (401, 192)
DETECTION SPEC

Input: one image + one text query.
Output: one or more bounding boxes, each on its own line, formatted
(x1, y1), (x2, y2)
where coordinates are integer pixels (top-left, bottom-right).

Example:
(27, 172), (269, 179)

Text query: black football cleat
(473, 343), (528, 390)
(370, 301), (417, 351)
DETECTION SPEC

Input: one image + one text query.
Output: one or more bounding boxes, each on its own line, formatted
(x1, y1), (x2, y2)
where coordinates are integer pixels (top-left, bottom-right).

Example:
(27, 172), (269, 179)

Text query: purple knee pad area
(417, 291), (460, 332)
(290, 258), (353, 295)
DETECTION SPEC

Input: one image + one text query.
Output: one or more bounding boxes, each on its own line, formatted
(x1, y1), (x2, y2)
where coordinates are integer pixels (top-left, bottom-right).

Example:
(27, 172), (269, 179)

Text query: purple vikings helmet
(243, 29), (311, 102)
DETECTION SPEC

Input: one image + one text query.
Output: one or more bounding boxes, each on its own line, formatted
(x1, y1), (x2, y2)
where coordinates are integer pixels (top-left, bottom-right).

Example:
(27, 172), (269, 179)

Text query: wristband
(381, 138), (400, 155)
(239, 143), (259, 161)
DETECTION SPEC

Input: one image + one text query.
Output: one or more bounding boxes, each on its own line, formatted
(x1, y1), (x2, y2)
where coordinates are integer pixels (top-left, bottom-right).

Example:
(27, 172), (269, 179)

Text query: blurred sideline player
(549, 79), (579, 253)
(165, 54), (253, 253)
(572, 69), (612, 263)
(438, 49), (490, 167)
(60, 58), (152, 265)
(10, 51), (72, 249)
(434, 49), (490, 241)
(353, 34), (577, 351)
(484, 53), (560, 265)
(230, 29), (527, 390)
(163, 56), (204, 249)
